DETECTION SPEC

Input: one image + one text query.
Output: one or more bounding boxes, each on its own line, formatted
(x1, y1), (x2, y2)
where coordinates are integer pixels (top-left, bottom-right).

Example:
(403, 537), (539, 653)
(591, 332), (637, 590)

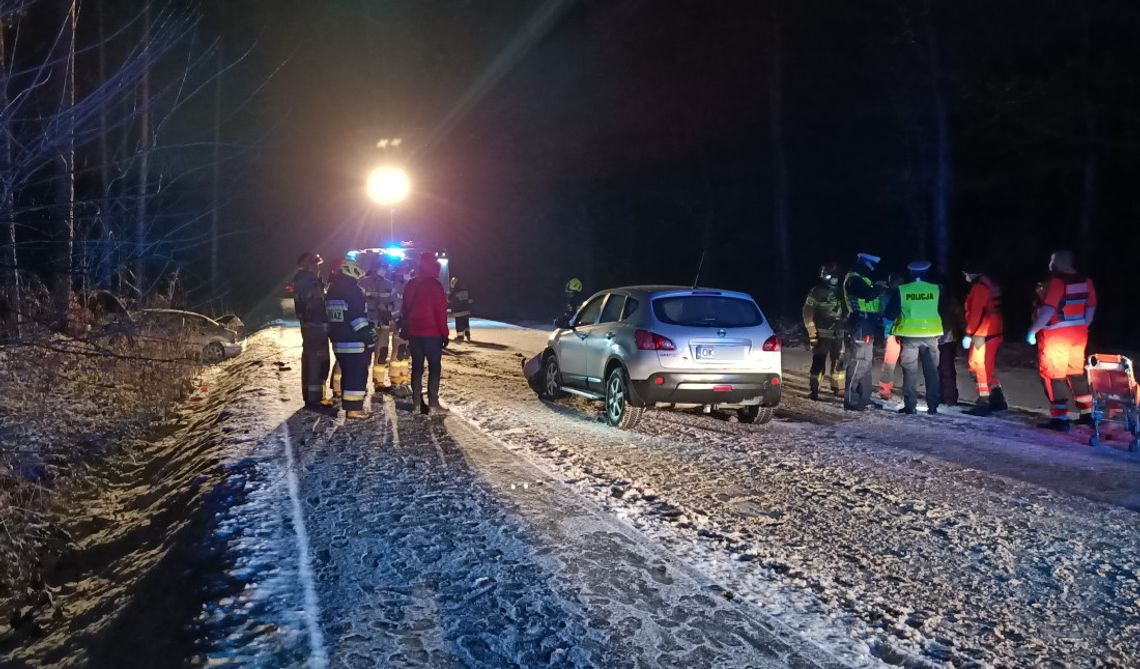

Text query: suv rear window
(652, 296), (764, 328)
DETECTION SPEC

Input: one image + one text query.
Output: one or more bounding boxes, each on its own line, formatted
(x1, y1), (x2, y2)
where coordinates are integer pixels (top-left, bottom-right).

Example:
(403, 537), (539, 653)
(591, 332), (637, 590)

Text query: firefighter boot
(989, 386), (1008, 412)
(831, 372), (846, 398)
(809, 376), (821, 402)
(345, 410), (371, 420)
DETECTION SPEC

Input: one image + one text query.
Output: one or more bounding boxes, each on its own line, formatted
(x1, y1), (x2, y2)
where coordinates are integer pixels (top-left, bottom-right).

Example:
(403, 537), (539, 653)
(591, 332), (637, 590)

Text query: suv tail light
(762, 335), (781, 352)
(635, 329), (676, 351)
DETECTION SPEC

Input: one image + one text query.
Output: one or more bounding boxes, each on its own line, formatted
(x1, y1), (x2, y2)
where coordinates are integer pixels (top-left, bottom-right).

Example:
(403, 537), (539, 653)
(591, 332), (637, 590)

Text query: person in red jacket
(401, 252), (450, 414)
(961, 264), (1006, 415)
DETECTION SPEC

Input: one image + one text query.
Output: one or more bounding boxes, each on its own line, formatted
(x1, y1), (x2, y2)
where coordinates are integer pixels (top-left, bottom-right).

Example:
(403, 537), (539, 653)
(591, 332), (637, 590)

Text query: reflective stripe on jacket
(893, 280), (943, 337)
(843, 272), (881, 316)
(325, 274), (370, 344)
(1045, 273), (1095, 330)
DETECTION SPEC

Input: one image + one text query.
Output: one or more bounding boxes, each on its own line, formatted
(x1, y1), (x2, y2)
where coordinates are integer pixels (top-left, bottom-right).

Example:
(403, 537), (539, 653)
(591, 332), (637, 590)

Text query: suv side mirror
(554, 315), (572, 330)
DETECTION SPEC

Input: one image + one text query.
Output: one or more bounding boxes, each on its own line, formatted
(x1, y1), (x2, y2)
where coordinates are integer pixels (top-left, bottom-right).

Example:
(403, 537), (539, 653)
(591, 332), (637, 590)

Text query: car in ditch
(535, 286), (782, 428)
(140, 308), (245, 363)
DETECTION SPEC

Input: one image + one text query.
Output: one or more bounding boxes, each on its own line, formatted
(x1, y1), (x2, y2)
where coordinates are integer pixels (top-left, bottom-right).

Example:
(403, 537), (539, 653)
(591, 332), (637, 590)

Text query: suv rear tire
(540, 354), (565, 399)
(738, 405), (774, 425)
(605, 367), (644, 429)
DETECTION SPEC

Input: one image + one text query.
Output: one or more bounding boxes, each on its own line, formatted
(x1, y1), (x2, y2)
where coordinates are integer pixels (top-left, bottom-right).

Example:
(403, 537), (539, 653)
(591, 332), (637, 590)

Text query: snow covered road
(432, 321), (1140, 668)
(161, 320), (1140, 668)
(195, 325), (845, 668)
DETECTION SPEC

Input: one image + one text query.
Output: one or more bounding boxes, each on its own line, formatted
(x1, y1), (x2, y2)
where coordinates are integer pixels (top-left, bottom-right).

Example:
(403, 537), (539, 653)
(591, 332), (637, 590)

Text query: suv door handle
(605, 332), (616, 339)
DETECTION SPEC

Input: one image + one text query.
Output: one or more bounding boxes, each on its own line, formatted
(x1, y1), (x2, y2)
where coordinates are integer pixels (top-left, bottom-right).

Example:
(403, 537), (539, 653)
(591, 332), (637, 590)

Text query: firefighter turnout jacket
(449, 281), (473, 319)
(803, 282), (848, 340)
(358, 273), (397, 325)
(292, 269), (327, 326)
(326, 273), (373, 349)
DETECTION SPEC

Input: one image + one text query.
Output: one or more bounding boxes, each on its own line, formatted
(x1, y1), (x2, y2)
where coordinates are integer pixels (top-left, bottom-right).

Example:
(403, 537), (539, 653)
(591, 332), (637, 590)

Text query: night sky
(208, 1), (1140, 346)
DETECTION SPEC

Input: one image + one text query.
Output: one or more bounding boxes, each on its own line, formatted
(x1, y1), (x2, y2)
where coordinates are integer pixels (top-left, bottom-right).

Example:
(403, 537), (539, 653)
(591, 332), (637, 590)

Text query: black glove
(364, 326), (377, 347)
(441, 336), (449, 349)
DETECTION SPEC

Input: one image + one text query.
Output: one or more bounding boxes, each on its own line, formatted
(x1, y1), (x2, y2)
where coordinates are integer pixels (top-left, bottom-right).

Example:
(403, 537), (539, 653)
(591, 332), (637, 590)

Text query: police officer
(293, 252), (330, 409)
(842, 253), (886, 411)
(326, 259), (374, 419)
(358, 259), (397, 391)
(802, 262), (848, 401)
(885, 261), (945, 415)
(449, 276), (473, 342)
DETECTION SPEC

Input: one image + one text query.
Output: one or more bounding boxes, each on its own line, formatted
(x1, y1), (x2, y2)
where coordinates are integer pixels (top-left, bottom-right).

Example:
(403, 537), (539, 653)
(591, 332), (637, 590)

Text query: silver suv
(538, 286), (782, 428)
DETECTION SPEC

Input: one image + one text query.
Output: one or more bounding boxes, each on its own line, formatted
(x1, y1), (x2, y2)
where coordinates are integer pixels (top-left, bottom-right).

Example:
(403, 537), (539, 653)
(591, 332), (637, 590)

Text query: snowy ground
(190, 325), (844, 668)
(434, 321), (1140, 668)
(8, 320), (1137, 668)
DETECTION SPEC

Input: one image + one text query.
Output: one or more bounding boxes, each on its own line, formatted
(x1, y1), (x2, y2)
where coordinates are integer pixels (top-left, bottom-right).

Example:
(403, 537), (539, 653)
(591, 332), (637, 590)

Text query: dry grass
(0, 325), (200, 597)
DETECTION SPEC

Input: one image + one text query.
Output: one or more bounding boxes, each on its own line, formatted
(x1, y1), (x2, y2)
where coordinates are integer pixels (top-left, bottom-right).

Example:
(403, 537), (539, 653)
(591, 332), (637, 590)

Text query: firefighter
(961, 264), (1006, 414)
(564, 277), (583, 318)
(842, 252), (887, 411)
(885, 261), (944, 415)
(326, 258), (374, 419)
(1027, 250), (1097, 432)
(449, 276), (473, 342)
(877, 273), (905, 400)
(802, 262), (848, 401)
(293, 252), (331, 409)
(358, 259), (397, 391)
(387, 269), (413, 397)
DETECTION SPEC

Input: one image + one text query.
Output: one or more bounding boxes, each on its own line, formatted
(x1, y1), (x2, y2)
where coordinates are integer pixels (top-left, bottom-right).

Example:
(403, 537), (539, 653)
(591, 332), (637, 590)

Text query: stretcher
(1086, 354), (1140, 452)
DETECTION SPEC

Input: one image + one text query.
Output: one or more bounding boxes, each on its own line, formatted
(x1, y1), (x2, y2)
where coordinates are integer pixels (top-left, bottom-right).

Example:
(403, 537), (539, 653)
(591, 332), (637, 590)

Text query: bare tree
(768, 0), (791, 308)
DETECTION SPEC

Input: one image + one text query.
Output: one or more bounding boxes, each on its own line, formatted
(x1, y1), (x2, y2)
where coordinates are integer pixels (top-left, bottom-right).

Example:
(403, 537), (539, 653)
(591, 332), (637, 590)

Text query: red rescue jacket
(964, 276), (1002, 338)
(402, 256), (449, 338)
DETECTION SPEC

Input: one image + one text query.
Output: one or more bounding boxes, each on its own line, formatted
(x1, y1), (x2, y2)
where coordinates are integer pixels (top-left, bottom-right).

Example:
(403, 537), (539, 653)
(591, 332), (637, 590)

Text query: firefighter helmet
(820, 263), (839, 287)
(340, 259), (365, 279)
(565, 277), (583, 293)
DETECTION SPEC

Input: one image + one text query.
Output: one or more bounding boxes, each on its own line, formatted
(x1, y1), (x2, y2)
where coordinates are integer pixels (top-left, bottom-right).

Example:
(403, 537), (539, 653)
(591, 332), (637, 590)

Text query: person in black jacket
(326, 259), (375, 419)
(449, 276), (473, 342)
(293, 252), (330, 408)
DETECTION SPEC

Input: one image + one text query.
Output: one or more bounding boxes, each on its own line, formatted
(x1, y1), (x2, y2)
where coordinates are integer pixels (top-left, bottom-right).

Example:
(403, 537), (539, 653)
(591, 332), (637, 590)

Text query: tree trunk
(210, 46), (222, 300)
(0, 20), (17, 337)
(923, 0), (951, 274)
(95, 0), (112, 289)
(1077, 6), (1097, 264)
(768, 0), (791, 311)
(136, 3), (150, 301)
(52, 0), (78, 326)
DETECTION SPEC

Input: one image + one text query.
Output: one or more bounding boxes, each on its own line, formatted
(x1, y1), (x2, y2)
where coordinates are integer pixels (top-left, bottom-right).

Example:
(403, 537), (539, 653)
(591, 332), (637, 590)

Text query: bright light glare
(366, 167), (411, 205)
(383, 247), (406, 258)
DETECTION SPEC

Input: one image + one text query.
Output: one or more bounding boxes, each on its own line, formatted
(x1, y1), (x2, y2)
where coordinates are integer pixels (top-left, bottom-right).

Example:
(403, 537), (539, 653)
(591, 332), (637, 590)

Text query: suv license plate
(695, 346), (716, 359)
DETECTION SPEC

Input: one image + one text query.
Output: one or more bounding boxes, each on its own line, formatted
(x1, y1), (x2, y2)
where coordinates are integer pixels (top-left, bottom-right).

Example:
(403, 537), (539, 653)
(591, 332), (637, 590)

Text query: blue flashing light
(383, 247), (407, 259)
(345, 250), (360, 261)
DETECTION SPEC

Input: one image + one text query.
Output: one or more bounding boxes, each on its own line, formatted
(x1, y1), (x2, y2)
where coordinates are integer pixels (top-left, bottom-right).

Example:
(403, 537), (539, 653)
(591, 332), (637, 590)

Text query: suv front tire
(540, 354), (564, 399)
